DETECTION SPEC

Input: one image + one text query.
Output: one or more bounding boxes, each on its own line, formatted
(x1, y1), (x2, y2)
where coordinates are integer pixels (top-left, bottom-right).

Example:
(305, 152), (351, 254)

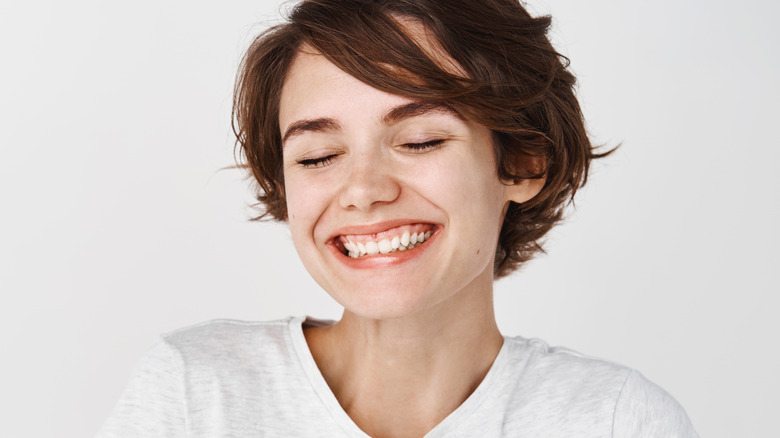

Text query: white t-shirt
(97, 316), (699, 437)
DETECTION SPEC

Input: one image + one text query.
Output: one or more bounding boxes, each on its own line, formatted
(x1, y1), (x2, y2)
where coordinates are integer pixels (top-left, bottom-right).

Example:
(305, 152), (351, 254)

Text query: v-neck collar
(286, 316), (512, 438)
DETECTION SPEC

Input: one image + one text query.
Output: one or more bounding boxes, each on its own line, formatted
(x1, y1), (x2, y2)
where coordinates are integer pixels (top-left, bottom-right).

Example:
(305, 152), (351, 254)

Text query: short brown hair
(233, 0), (608, 278)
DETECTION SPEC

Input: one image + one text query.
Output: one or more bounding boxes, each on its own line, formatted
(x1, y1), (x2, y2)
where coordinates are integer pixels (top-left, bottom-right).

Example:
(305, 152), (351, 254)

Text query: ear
(499, 149), (548, 205)
(505, 175), (545, 205)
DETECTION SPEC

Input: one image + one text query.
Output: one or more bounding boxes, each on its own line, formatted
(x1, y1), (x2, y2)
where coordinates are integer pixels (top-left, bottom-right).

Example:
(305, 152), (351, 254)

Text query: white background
(1, 0), (777, 437)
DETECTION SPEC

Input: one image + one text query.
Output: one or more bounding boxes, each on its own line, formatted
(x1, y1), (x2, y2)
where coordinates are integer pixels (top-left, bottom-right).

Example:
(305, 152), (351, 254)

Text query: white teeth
(378, 239), (392, 254)
(341, 228), (435, 258)
(365, 241), (379, 255)
(401, 231), (410, 247)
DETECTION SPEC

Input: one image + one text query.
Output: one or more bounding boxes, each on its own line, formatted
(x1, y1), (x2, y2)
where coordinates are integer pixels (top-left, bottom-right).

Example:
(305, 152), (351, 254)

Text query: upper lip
(328, 219), (440, 241)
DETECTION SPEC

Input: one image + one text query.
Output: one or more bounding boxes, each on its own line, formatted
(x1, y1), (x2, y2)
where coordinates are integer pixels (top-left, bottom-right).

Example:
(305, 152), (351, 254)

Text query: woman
(98, 0), (698, 436)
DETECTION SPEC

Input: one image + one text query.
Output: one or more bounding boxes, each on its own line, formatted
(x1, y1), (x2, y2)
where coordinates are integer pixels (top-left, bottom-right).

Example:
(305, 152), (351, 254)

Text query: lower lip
(328, 230), (440, 269)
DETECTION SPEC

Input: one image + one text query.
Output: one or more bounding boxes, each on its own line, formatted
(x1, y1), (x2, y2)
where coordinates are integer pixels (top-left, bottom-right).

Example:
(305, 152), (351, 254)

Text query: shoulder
(496, 336), (699, 437)
(159, 317), (301, 379)
(162, 318), (294, 355)
(502, 336), (634, 398)
(612, 370), (700, 437)
(97, 317), (306, 437)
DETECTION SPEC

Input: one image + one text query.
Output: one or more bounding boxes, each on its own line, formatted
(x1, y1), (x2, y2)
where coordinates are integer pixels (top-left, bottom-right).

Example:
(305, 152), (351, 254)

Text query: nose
(338, 151), (401, 211)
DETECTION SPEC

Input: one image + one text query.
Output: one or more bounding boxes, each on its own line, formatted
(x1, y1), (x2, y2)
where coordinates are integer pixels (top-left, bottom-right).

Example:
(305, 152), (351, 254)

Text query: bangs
(290, 2), (474, 103)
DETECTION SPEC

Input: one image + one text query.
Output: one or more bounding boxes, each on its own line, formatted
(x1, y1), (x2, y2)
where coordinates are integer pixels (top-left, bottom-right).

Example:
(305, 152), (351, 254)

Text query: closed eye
(297, 154), (338, 168)
(296, 140), (443, 167)
(401, 139), (445, 151)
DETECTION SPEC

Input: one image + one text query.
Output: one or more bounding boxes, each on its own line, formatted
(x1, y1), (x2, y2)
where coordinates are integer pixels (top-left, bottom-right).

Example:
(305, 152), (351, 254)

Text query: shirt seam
(161, 336), (191, 437)
(162, 318), (290, 337)
(611, 369), (635, 438)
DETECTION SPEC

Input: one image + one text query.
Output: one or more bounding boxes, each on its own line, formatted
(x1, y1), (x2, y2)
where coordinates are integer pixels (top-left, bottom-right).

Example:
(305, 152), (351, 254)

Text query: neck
(304, 271), (503, 438)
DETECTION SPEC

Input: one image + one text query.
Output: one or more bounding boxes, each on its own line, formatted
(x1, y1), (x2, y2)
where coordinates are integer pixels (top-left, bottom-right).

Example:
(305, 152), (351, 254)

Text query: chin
(329, 282), (442, 321)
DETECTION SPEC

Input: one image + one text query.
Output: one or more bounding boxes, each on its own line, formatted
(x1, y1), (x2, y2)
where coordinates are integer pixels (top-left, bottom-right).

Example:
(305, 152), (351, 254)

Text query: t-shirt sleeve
(95, 339), (187, 438)
(612, 370), (699, 438)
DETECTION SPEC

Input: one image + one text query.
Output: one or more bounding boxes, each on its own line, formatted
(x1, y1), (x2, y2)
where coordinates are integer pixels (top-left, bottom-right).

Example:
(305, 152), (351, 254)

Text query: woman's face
(279, 48), (519, 319)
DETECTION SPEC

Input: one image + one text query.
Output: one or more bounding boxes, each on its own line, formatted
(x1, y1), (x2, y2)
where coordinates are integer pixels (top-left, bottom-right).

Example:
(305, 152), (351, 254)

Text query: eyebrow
(382, 101), (461, 124)
(281, 118), (341, 145)
(281, 101), (461, 146)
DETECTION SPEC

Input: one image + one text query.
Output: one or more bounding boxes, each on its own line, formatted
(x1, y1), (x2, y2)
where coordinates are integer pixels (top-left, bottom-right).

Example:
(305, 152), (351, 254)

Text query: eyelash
(402, 139), (445, 151)
(297, 155), (337, 168)
(295, 139), (445, 168)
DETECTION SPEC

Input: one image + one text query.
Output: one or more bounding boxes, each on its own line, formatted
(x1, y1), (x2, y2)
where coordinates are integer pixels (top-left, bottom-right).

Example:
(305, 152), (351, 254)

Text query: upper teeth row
(343, 230), (432, 258)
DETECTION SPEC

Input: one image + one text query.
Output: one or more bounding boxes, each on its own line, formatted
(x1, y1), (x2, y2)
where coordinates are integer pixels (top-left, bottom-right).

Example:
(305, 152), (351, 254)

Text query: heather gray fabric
(97, 317), (699, 437)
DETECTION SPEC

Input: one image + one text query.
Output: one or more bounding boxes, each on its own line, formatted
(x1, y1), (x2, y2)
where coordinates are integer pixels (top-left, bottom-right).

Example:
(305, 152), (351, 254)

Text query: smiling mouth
(335, 224), (437, 259)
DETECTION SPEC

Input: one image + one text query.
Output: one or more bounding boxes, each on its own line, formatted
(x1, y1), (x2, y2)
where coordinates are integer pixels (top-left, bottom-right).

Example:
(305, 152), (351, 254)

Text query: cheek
(283, 175), (313, 234)
(284, 181), (326, 273)
(284, 172), (336, 240)
(418, 155), (504, 214)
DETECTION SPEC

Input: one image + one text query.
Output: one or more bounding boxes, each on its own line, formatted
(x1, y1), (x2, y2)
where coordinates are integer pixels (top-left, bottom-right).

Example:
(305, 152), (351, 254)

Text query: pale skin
(279, 44), (544, 438)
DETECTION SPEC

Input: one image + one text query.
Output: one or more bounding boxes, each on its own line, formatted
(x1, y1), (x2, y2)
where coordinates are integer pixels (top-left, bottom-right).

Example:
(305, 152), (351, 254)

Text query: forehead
(280, 46), (360, 105)
(278, 47), (399, 131)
